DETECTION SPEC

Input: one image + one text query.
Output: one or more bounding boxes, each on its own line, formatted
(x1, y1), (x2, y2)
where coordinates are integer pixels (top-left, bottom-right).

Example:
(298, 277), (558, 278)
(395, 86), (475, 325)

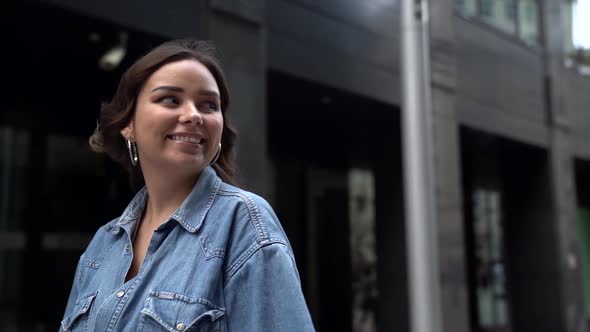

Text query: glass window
(456, 0), (479, 16)
(481, 0), (493, 18)
(518, 0), (540, 46)
(481, 0), (517, 34)
(505, 0), (516, 21)
(472, 189), (510, 328)
(44, 133), (129, 233)
(454, 0), (541, 47)
(349, 169), (378, 332)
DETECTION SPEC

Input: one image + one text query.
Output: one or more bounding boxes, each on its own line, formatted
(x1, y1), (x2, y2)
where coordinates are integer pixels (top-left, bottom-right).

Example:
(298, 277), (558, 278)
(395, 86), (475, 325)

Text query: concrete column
(549, 128), (587, 332)
(204, 0), (271, 198)
(542, 0), (588, 330)
(428, 1), (470, 331)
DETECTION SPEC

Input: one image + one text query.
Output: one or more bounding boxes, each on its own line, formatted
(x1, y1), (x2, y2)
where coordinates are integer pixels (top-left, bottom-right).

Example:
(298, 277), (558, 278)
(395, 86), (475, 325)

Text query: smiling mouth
(168, 135), (205, 144)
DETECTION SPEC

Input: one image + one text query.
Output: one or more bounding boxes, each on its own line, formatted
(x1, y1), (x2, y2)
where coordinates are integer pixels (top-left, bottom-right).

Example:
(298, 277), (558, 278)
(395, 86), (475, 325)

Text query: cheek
(135, 109), (171, 136)
(210, 116), (224, 139)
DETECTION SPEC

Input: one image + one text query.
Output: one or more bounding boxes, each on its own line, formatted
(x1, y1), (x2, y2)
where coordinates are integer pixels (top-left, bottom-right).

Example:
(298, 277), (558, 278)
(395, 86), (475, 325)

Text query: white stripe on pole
(400, 1), (442, 332)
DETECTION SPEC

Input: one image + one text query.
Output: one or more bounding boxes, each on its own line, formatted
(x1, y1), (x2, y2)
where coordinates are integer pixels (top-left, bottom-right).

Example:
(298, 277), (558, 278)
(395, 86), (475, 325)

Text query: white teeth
(171, 135), (202, 144)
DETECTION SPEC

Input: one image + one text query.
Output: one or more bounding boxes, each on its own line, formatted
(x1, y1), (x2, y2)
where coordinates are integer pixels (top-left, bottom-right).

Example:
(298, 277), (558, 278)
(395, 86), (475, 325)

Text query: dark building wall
(266, 1), (555, 150)
(502, 143), (565, 332)
(204, 1), (270, 196)
(565, 70), (590, 160)
(39, 0), (206, 38)
(454, 17), (548, 148)
(267, 0), (401, 105)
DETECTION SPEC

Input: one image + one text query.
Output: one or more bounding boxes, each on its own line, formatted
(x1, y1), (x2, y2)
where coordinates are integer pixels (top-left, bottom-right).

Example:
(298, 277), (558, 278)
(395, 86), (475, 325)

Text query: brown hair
(89, 39), (238, 190)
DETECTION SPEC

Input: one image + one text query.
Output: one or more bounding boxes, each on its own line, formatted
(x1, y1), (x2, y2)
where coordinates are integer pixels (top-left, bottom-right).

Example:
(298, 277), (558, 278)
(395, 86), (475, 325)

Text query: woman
(61, 39), (314, 331)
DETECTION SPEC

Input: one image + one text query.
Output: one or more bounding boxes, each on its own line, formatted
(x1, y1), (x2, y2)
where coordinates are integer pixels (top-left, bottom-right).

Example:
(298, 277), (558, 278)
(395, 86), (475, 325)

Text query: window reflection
(482, 0), (492, 17)
(472, 189), (510, 328)
(455, 0), (478, 16)
(349, 169), (378, 332)
(454, 0), (540, 46)
(518, 0), (540, 45)
(481, 0), (516, 34)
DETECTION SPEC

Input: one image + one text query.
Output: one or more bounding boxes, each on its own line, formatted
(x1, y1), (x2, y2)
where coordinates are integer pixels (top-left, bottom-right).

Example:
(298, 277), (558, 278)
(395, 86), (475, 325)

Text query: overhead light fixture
(99, 31), (128, 71)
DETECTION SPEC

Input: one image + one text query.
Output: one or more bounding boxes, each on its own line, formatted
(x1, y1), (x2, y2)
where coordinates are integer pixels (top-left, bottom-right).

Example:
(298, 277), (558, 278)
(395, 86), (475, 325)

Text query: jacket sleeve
(223, 243), (315, 331)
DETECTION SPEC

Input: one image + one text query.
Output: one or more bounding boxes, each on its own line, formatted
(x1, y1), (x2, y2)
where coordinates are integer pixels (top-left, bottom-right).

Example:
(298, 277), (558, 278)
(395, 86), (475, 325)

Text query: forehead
(144, 59), (219, 92)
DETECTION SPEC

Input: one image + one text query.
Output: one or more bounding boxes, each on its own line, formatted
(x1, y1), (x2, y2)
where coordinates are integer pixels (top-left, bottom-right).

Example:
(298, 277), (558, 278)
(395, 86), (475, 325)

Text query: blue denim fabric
(61, 166), (315, 331)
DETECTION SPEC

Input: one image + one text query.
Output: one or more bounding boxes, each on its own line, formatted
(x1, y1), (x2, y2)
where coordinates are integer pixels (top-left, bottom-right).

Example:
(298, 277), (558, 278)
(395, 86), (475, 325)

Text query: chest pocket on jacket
(140, 291), (225, 332)
(60, 291), (98, 331)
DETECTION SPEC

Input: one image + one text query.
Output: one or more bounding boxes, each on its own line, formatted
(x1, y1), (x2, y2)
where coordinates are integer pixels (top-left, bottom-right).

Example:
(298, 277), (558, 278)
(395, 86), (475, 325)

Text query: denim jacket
(61, 166), (315, 331)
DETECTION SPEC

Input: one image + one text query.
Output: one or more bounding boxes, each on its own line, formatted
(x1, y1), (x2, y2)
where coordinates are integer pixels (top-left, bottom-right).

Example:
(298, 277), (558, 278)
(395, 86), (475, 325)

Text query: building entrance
(267, 71), (407, 331)
(461, 128), (562, 332)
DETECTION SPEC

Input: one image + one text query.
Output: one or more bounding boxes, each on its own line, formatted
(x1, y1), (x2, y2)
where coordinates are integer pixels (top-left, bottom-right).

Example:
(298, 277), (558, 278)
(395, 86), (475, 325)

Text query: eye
(199, 101), (220, 112)
(156, 96), (180, 106)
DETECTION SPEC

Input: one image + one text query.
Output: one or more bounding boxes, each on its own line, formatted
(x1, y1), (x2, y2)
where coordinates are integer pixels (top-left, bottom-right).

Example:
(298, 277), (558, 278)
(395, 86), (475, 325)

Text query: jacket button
(176, 323), (186, 331)
(115, 290), (125, 298)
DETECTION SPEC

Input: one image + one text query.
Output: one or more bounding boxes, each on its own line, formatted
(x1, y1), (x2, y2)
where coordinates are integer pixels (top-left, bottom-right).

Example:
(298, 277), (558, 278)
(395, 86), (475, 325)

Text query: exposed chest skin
(125, 212), (163, 282)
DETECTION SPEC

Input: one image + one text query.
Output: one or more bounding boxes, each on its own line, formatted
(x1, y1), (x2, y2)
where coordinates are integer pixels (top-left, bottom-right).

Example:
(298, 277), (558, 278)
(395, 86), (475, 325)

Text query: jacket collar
(171, 166), (221, 233)
(116, 166), (222, 233)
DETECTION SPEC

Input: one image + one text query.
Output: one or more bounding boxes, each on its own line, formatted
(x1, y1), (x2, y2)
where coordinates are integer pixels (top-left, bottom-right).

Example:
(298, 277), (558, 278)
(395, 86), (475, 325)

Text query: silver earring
(210, 143), (222, 166)
(126, 139), (138, 166)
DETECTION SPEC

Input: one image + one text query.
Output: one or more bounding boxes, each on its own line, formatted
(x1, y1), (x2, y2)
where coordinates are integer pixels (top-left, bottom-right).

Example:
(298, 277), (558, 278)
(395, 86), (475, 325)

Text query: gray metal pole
(400, 1), (442, 332)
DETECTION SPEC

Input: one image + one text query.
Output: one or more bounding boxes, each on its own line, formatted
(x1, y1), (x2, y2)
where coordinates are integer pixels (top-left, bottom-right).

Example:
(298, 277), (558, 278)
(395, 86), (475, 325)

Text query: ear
(120, 121), (134, 140)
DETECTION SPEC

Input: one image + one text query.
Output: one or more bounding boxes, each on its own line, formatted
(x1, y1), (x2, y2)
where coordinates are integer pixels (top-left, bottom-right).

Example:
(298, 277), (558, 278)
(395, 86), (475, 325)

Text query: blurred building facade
(1, 0), (589, 331)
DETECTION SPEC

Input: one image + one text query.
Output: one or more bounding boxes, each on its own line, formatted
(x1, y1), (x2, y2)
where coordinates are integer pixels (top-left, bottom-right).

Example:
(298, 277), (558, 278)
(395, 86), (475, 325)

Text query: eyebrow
(198, 90), (221, 98)
(151, 85), (220, 98)
(151, 85), (184, 93)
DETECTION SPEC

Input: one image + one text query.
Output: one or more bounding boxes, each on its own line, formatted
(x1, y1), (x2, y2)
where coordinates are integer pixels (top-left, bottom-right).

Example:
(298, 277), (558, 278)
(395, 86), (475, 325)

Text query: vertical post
(400, 1), (443, 332)
(541, 0), (588, 330)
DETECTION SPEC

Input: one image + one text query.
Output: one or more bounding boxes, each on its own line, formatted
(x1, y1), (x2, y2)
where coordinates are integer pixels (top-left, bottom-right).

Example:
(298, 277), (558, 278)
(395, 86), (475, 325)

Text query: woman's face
(121, 59), (223, 179)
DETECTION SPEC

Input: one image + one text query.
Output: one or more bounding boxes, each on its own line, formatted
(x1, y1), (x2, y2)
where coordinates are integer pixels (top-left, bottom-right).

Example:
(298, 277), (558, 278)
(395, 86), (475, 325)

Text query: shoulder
(80, 217), (123, 255)
(212, 183), (294, 282)
(215, 182), (286, 245)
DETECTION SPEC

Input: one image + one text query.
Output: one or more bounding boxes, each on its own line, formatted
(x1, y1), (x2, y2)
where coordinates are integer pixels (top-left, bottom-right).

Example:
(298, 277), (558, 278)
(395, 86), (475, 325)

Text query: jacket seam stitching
(173, 176), (221, 232)
(217, 189), (269, 242)
(223, 240), (287, 285)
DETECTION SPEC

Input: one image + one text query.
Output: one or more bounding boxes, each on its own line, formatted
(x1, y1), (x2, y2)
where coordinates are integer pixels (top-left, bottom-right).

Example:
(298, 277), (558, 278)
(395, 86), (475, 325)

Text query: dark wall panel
(281, 0), (398, 36)
(267, 0), (400, 105)
(455, 17), (547, 147)
(40, 0), (204, 38)
(502, 143), (565, 332)
(565, 70), (590, 160)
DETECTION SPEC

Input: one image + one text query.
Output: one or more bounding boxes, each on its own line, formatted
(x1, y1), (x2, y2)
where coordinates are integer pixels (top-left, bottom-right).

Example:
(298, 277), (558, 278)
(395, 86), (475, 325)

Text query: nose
(179, 103), (203, 126)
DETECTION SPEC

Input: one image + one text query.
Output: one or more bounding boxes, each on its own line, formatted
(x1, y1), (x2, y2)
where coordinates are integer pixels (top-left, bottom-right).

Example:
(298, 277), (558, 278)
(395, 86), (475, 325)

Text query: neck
(140, 165), (201, 229)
